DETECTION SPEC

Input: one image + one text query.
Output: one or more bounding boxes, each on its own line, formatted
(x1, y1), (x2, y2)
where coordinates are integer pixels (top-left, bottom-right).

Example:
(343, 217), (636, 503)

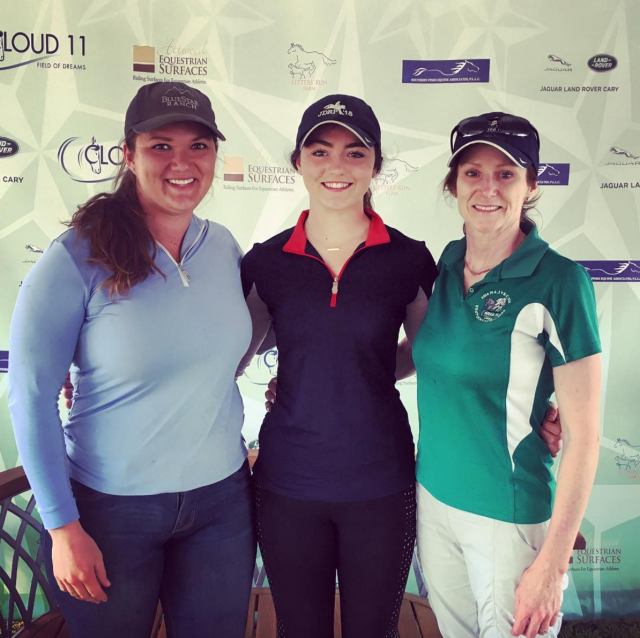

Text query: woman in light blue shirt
(9, 81), (255, 638)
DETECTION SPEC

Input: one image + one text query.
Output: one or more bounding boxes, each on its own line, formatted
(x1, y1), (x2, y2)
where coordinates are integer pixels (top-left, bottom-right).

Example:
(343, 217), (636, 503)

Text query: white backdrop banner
(1, 0), (639, 620)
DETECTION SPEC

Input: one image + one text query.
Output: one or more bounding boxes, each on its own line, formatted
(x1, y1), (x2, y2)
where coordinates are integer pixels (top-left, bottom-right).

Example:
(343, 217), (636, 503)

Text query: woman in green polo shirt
(412, 113), (601, 638)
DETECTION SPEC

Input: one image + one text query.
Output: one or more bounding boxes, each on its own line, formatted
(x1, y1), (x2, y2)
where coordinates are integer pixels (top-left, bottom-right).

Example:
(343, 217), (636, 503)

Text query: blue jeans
(44, 461), (256, 638)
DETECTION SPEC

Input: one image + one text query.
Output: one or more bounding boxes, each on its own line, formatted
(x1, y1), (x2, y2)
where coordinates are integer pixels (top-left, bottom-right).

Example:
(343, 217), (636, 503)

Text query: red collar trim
(282, 209), (390, 255)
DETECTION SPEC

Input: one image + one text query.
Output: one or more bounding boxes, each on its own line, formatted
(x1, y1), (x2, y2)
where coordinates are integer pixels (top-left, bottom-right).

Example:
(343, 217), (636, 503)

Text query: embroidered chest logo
(474, 290), (511, 323)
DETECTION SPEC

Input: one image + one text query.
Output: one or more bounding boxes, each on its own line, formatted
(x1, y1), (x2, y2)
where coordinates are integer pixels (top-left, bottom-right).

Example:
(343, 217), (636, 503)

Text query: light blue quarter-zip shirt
(9, 215), (252, 530)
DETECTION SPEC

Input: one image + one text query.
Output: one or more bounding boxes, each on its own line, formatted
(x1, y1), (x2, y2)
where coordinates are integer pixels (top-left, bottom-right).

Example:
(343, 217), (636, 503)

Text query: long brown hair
(442, 147), (541, 226)
(289, 132), (384, 211)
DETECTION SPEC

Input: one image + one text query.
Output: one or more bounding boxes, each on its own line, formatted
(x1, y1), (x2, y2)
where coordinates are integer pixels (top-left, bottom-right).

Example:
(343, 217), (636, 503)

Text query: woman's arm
(395, 288), (428, 381)
(9, 238), (110, 604)
(235, 284), (273, 378)
(511, 353), (601, 638)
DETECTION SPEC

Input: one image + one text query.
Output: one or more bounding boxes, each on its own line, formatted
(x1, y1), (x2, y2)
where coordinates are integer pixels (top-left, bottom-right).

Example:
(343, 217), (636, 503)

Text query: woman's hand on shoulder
(49, 520), (111, 603)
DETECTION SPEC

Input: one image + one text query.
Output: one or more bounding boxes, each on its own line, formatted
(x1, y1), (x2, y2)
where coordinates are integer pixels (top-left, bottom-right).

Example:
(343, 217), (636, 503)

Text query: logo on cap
(318, 101), (353, 117)
(161, 87), (199, 110)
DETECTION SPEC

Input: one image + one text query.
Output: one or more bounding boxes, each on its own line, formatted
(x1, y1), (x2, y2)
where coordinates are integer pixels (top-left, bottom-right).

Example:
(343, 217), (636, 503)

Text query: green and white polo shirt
(413, 226), (601, 524)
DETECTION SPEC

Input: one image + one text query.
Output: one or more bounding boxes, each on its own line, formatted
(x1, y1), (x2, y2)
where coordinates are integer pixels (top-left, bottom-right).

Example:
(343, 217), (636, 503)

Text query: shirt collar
(440, 224), (549, 280)
(182, 215), (204, 250)
(282, 209), (390, 255)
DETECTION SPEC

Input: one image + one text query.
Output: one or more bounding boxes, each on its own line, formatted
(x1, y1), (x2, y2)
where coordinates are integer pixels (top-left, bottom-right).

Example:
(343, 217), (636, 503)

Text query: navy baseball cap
(125, 82), (226, 140)
(448, 112), (540, 172)
(296, 94), (381, 149)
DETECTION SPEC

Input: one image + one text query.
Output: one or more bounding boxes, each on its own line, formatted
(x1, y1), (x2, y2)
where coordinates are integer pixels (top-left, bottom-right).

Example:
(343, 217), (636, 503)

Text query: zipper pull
(330, 277), (338, 307)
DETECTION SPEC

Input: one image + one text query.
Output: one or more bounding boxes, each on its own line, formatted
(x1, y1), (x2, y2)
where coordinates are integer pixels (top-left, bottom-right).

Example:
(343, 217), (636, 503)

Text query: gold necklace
(464, 259), (493, 276)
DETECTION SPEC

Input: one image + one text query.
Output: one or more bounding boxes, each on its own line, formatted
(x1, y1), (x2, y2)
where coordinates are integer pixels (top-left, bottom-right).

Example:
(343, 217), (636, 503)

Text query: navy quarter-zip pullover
(241, 210), (438, 502)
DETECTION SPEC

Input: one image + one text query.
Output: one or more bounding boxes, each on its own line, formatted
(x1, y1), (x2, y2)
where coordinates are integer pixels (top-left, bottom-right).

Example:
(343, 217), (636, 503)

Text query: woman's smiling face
(125, 121), (217, 218)
(296, 124), (377, 213)
(454, 144), (537, 235)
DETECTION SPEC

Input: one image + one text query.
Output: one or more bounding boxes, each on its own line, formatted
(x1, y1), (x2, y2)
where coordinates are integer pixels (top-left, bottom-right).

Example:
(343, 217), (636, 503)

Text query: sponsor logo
(23, 244), (44, 264)
(578, 261), (640, 282)
(133, 45), (155, 73)
(372, 158), (417, 196)
(318, 100), (352, 117)
(57, 136), (123, 183)
(571, 546), (624, 570)
(245, 348), (279, 386)
(601, 181), (640, 189)
(537, 163), (570, 186)
(545, 54), (572, 72)
(540, 85), (619, 93)
(0, 136), (19, 158)
(222, 155), (296, 193)
(474, 290), (511, 323)
(132, 39), (208, 83)
(374, 158), (418, 186)
(587, 54), (617, 72)
(613, 438), (640, 480)
(224, 156), (244, 182)
(0, 30), (86, 71)
(287, 42), (335, 80)
(403, 59), (490, 84)
(0, 351), (8, 373)
(247, 439), (260, 450)
(605, 146), (640, 166)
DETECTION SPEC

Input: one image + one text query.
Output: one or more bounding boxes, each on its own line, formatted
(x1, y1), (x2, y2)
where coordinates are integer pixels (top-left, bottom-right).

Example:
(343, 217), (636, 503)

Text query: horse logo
(615, 454), (640, 470)
(288, 63), (309, 79)
(324, 101), (346, 115)
(547, 54), (571, 67)
(610, 147), (639, 160)
(538, 164), (561, 177)
(412, 60), (480, 77)
(614, 438), (640, 456)
(287, 43), (336, 78)
(475, 291), (511, 323)
(79, 137), (102, 175)
(373, 159), (418, 186)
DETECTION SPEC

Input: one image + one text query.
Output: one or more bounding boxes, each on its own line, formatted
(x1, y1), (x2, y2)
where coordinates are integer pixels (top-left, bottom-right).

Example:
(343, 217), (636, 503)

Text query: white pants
(416, 484), (567, 638)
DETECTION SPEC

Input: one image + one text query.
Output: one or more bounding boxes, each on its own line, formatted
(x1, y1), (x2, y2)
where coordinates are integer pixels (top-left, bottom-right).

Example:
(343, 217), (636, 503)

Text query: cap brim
(130, 113), (226, 141)
(299, 121), (376, 149)
(448, 139), (533, 169)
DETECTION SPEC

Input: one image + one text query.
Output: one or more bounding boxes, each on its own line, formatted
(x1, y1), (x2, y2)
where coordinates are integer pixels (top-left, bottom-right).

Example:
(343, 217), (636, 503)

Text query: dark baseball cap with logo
(125, 81), (226, 140)
(448, 112), (540, 172)
(296, 94), (381, 149)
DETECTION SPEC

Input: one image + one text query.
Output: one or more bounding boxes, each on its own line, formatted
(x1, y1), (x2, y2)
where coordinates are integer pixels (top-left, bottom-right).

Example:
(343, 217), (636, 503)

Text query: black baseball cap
(296, 94), (381, 149)
(448, 112), (540, 172)
(125, 81), (226, 140)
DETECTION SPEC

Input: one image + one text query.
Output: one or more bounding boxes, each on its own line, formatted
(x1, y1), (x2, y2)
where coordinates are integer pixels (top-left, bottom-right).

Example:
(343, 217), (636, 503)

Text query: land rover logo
(0, 137), (19, 158)
(587, 54), (617, 72)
